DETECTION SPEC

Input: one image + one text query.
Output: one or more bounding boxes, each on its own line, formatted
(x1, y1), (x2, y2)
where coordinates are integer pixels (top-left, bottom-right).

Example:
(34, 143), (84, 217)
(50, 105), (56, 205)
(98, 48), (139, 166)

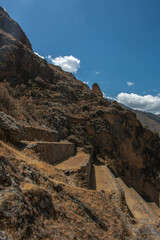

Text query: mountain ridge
(117, 102), (160, 136)
(0, 7), (160, 239)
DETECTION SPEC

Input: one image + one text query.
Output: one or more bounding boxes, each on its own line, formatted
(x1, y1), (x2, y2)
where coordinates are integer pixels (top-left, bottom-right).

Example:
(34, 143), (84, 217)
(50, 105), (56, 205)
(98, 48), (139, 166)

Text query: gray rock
(0, 111), (23, 143)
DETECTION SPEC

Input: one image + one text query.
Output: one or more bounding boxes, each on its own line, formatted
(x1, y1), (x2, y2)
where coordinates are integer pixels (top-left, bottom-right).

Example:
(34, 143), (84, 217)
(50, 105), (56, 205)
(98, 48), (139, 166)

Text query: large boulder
(0, 111), (23, 143)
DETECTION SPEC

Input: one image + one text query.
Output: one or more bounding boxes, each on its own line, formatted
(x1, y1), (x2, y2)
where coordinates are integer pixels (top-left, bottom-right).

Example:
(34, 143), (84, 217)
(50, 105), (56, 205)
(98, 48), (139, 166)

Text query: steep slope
(0, 141), (133, 240)
(118, 103), (160, 136)
(0, 4), (160, 206)
(136, 110), (160, 123)
(134, 110), (160, 136)
(0, 7), (32, 50)
(1, 6), (160, 239)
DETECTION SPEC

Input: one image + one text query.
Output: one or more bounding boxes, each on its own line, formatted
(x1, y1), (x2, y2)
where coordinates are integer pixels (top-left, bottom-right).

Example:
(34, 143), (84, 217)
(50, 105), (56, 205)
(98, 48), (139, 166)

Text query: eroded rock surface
(0, 111), (23, 143)
(22, 125), (59, 142)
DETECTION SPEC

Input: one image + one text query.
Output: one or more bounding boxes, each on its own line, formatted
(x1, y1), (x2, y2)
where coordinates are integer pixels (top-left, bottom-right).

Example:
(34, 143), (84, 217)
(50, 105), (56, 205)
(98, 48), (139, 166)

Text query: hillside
(134, 110), (160, 136)
(0, 6), (160, 239)
(118, 103), (160, 136)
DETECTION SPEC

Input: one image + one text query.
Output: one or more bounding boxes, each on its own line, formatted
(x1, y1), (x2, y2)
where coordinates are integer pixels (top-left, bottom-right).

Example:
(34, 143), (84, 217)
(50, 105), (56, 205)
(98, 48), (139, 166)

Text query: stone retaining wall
(27, 141), (75, 164)
(22, 126), (59, 142)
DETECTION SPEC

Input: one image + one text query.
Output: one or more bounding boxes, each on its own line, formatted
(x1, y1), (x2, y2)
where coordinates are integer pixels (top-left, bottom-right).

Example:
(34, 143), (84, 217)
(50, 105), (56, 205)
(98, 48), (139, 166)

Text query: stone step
(23, 141), (75, 165)
(91, 165), (125, 207)
(130, 188), (159, 219)
(22, 125), (59, 142)
(55, 148), (90, 170)
(148, 202), (160, 217)
(117, 178), (159, 225)
(54, 148), (92, 187)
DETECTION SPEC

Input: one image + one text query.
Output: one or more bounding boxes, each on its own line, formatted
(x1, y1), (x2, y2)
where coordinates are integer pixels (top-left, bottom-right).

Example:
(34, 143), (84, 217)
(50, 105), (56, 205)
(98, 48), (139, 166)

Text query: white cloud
(127, 82), (134, 86)
(47, 55), (80, 73)
(83, 81), (89, 85)
(47, 55), (52, 61)
(102, 93), (114, 100)
(107, 95), (114, 101)
(34, 52), (44, 59)
(3, 7), (7, 12)
(102, 92), (107, 98)
(116, 92), (160, 113)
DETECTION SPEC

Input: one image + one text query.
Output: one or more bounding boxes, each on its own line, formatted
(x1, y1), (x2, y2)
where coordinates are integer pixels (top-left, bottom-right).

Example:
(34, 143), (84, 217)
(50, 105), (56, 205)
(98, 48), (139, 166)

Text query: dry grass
(55, 149), (89, 170)
(0, 140), (135, 239)
(21, 182), (38, 191)
(0, 140), (74, 188)
(0, 140), (56, 178)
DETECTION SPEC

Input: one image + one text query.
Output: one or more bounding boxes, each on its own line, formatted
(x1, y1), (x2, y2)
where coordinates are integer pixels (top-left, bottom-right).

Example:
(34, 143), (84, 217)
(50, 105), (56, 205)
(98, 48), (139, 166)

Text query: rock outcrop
(92, 83), (103, 97)
(0, 111), (23, 143)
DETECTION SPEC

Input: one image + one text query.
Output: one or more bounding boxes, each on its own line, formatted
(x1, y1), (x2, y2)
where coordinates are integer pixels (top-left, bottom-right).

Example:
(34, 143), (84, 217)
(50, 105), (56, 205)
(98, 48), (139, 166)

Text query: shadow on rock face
(24, 186), (57, 219)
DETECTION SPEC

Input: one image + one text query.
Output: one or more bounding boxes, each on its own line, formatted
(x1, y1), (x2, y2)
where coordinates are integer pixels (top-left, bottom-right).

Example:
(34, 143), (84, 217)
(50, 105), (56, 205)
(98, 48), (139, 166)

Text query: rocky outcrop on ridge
(92, 83), (103, 98)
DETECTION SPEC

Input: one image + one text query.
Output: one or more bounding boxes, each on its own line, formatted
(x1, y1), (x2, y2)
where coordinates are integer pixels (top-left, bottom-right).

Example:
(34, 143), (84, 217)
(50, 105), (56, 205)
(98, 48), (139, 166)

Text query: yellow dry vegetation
(0, 140), (56, 178)
(21, 182), (39, 191)
(0, 140), (82, 189)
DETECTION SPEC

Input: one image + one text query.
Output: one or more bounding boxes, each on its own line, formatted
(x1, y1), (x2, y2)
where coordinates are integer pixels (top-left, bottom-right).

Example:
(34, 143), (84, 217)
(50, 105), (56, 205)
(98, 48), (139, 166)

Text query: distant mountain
(117, 102), (160, 136)
(133, 110), (160, 136)
(135, 110), (160, 123)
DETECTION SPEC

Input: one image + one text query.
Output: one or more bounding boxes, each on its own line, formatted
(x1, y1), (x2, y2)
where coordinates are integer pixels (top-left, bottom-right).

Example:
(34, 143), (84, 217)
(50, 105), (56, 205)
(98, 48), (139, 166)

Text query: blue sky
(1, 0), (160, 113)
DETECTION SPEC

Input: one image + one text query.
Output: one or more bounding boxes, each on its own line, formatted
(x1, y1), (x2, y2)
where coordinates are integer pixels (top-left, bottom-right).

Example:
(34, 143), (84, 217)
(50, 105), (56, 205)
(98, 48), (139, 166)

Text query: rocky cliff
(0, 6), (160, 240)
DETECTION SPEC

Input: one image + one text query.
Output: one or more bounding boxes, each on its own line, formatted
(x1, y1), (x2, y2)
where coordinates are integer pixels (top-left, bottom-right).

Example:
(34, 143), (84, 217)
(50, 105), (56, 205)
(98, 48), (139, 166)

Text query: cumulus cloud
(34, 52), (44, 59)
(116, 92), (160, 114)
(127, 82), (134, 86)
(47, 55), (80, 73)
